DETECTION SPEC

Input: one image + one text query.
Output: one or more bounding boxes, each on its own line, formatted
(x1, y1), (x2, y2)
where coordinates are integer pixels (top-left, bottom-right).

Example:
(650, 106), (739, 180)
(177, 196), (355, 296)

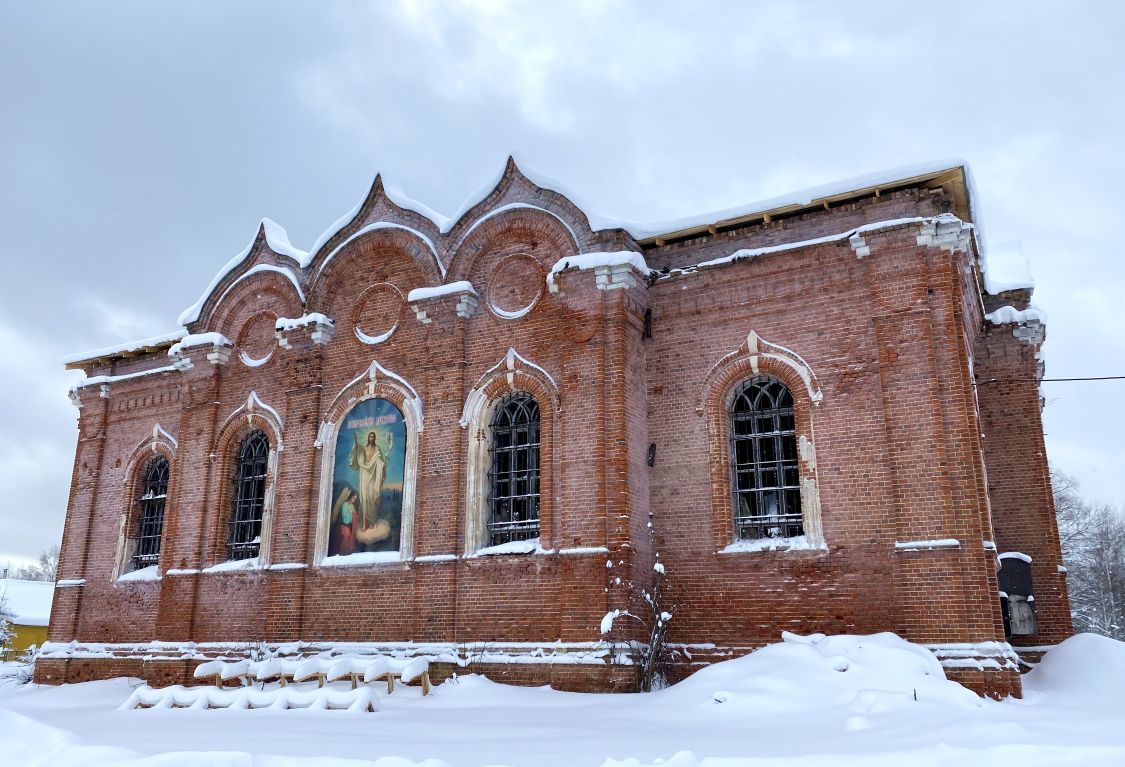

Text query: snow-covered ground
(1, 632), (1123, 767)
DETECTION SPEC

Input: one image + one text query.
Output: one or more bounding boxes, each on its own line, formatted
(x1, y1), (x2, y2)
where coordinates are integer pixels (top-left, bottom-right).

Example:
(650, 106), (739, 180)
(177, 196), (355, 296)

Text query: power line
(977, 375), (1125, 385)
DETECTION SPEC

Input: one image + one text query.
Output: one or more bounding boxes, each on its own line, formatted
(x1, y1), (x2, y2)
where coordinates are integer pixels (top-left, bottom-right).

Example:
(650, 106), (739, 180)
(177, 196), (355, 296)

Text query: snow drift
(657, 631), (982, 712)
(1022, 632), (1125, 704)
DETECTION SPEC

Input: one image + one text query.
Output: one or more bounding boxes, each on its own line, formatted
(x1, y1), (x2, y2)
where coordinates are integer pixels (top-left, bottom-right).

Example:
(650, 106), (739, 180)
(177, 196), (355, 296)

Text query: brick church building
(41, 159), (1070, 697)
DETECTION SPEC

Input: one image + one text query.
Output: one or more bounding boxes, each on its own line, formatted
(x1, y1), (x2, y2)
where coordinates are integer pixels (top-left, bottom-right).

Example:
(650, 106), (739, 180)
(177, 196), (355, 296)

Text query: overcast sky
(1, 0), (1122, 570)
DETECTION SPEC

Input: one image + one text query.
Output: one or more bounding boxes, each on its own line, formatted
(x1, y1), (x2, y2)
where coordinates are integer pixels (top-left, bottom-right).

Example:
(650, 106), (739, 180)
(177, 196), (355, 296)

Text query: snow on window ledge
(116, 565), (161, 583)
(413, 554), (459, 563)
(318, 551), (403, 569)
(718, 536), (827, 554)
(469, 538), (555, 557)
(200, 557), (262, 574)
(894, 538), (961, 551)
(558, 546), (609, 556)
(998, 551), (1033, 564)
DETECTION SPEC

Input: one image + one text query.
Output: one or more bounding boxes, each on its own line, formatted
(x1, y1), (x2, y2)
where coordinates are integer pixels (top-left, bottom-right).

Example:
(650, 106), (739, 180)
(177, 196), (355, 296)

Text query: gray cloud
(1, 0), (1122, 562)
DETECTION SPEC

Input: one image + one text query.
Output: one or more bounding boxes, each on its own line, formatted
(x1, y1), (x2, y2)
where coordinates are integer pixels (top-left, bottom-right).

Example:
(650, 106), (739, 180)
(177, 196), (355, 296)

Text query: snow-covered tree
(1054, 471), (1125, 639)
(0, 593), (14, 659)
(600, 514), (677, 691)
(15, 545), (59, 583)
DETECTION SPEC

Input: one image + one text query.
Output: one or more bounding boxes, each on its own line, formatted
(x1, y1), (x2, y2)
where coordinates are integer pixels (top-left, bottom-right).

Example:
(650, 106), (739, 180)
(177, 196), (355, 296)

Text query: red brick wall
(45, 169), (1066, 697)
(975, 315), (1073, 645)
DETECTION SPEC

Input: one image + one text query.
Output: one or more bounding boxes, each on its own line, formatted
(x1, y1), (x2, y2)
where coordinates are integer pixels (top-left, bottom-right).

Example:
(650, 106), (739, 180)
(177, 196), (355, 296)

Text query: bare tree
(15, 545), (59, 583)
(600, 516), (678, 692)
(1054, 471), (1125, 639)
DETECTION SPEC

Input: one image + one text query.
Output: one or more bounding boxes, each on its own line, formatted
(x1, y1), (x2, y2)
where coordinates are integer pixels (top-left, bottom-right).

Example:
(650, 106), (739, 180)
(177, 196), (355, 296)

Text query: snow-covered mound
(0, 708), (75, 765)
(1023, 633), (1125, 704)
(659, 632), (981, 713)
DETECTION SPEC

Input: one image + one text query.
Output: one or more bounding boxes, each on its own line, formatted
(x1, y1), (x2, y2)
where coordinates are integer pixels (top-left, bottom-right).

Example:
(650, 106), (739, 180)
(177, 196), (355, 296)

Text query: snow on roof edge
(307, 156), (976, 255)
(178, 218), (307, 326)
(64, 329), (188, 366)
(622, 158), (973, 240)
(170, 158), (1019, 354)
(0, 578), (54, 627)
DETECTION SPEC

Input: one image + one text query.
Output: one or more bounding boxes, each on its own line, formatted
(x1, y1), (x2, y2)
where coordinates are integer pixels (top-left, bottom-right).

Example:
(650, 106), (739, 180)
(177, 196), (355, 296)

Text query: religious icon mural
(327, 398), (407, 557)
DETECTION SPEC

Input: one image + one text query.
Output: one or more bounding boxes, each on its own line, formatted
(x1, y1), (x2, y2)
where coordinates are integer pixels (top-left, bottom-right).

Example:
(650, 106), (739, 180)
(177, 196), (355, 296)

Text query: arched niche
(314, 361), (422, 564)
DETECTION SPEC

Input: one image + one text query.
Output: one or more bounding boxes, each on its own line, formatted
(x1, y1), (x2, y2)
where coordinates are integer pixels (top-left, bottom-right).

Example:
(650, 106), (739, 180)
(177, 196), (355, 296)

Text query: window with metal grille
(229, 430), (269, 560)
(488, 392), (541, 546)
(132, 456), (168, 570)
(730, 376), (802, 541)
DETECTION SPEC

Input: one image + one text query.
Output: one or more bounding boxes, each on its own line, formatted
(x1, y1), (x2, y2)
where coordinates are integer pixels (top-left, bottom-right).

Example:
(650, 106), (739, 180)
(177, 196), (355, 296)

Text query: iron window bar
(132, 456), (169, 570)
(229, 430), (269, 560)
(730, 376), (803, 540)
(488, 392), (541, 546)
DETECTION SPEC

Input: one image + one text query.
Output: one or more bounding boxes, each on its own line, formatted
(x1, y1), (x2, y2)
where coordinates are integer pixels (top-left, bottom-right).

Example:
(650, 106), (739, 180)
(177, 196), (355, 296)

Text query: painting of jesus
(327, 398), (406, 556)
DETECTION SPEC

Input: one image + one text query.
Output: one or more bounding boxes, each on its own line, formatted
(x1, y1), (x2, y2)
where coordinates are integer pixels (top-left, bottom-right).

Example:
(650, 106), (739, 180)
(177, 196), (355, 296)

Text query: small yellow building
(1, 579), (54, 661)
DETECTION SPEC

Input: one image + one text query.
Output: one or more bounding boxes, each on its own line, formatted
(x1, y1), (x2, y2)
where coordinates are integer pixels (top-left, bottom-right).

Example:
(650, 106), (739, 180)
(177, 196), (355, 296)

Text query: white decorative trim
(324, 361), (423, 429)
(848, 232), (870, 258)
(245, 391), (284, 432)
(153, 423), (178, 449)
(746, 331), (823, 404)
(703, 332), (825, 551)
(355, 323), (397, 346)
(316, 221), (444, 280)
(916, 214), (973, 253)
(459, 349), (558, 555)
(213, 394), (285, 568)
(462, 347), (559, 426)
(211, 265), (306, 321)
(111, 427), (179, 581)
(239, 349), (273, 367)
(455, 202), (580, 251)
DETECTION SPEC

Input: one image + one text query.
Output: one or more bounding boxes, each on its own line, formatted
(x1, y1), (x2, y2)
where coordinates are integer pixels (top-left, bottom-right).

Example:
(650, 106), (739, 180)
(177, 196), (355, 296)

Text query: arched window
(132, 456), (169, 570)
(730, 376), (802, 541)
(488, 392), (540, 546)
(229, 430), (270, 560)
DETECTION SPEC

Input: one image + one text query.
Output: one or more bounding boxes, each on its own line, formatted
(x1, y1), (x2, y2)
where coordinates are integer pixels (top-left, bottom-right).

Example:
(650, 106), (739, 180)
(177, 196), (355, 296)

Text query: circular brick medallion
(238, 311), (277, 367)
(354, 283), (404, 345)
(488, 254), (543, 320)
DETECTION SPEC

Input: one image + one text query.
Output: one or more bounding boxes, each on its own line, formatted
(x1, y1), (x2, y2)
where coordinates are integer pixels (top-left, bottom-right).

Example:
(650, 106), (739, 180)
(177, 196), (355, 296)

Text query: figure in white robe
(350, 431), (392, 546)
